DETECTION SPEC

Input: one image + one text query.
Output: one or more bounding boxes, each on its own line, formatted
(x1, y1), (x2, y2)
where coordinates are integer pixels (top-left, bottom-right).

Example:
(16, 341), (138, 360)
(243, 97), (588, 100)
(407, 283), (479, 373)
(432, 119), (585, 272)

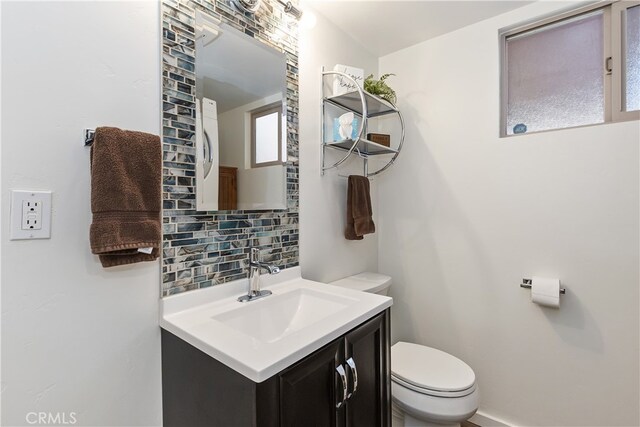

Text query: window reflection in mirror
(251, 103), (283, 167)
(195, 10), (287, 211)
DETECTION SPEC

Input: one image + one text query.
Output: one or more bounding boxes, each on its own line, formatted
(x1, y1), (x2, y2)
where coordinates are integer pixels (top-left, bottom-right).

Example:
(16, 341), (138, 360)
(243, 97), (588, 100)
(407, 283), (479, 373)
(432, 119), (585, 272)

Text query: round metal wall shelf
(320, 69), (405, 177)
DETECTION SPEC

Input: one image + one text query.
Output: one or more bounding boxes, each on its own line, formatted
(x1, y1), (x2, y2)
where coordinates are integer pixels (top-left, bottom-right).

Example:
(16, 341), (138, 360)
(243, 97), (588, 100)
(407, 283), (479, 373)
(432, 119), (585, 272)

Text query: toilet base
(391, 379), (478, 427)
(405, 413), (459, 427)
(392, 402), (460, 427)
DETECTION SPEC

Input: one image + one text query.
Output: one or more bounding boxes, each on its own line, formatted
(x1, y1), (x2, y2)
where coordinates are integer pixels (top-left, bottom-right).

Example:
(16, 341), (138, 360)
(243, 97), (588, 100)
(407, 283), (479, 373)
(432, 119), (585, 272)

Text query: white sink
(160, 267), (392, 382)
(212, 288), (356, 343)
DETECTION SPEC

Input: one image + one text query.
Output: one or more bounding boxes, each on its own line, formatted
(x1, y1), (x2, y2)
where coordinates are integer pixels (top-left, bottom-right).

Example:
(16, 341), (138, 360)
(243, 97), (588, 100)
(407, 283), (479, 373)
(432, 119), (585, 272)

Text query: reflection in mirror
(252, 103), (283, 167)
(195, 10), (287, 211)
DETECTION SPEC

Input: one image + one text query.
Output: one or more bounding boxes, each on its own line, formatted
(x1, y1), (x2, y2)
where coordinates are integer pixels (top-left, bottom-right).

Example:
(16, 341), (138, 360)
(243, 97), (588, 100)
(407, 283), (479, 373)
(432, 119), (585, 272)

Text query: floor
(461, 421), (481, 427)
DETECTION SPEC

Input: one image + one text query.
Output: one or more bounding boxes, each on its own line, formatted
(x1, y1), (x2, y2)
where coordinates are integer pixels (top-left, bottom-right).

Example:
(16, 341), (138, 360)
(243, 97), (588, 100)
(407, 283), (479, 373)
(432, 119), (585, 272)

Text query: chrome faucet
(238, 248), (280, 302)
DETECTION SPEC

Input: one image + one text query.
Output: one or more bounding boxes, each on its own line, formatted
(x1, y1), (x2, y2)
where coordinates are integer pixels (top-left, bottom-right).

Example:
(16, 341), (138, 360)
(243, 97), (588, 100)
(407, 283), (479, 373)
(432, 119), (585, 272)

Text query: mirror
(195, 11), (288, 211)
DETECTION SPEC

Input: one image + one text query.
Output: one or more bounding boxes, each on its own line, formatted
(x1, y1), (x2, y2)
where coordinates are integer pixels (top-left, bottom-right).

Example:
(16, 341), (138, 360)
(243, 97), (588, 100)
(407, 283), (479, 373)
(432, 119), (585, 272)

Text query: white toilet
(329, 273), (479, 427)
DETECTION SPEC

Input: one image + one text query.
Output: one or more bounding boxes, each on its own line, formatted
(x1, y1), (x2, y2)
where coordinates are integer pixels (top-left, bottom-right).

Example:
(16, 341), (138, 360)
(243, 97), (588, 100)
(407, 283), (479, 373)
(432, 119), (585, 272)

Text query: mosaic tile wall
(161, 0), (299, 296)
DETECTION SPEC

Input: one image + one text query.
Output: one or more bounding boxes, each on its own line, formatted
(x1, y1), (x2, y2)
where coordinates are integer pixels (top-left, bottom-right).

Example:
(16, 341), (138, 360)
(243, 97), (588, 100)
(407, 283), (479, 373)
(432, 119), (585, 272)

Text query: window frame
(499, 0), (639, 137)
(612, 0), (640, 121)
(250, 102), (284, 168)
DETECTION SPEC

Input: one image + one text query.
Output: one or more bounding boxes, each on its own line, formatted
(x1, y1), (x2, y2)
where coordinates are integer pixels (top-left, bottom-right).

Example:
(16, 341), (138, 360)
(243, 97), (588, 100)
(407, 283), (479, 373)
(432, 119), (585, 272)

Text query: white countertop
(160, 267), (392, 382)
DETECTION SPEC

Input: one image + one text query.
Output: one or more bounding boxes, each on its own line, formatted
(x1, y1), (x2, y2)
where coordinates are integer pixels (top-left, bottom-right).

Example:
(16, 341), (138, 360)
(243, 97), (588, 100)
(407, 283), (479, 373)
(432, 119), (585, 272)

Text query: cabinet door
(344, 312), (390, 427)
(279, 338), (345, 427)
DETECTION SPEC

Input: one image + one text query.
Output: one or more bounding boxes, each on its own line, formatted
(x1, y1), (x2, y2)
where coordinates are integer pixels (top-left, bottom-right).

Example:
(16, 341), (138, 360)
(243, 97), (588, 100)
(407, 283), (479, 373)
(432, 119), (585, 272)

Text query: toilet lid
(391, 342), (475, 393)
(329, 272), (392, 294)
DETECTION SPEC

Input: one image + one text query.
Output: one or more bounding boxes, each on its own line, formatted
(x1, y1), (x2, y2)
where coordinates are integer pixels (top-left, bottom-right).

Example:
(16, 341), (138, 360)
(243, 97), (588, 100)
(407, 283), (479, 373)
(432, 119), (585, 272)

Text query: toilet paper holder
(520, 278), (566, 294)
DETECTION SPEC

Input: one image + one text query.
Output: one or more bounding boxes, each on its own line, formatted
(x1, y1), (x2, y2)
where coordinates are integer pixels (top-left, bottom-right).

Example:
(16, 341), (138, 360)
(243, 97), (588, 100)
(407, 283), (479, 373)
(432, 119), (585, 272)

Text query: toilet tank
(329, 272), (392, 295)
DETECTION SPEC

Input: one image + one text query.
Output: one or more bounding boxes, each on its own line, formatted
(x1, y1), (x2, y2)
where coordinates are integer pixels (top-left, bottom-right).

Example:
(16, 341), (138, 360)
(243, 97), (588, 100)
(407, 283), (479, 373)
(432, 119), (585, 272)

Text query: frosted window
(506, 11), (604, 135)
(255, 111), (279, 164)
(624, 5), (640, 112)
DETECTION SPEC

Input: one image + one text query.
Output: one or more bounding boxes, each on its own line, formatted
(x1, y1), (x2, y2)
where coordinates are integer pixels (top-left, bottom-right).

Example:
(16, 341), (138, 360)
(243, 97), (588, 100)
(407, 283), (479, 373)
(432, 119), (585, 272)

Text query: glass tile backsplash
(161, 0), (299, 296)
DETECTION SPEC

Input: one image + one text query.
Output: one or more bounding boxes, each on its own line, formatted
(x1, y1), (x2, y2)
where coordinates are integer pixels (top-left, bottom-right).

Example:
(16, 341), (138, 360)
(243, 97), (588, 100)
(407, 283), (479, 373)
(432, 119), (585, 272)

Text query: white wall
(378, 2), (639, 426)
(299, 5), (380, 283)
(238, 166), (287, 210)
(1, 2), (162, 426)
(217, 104), (245, 167)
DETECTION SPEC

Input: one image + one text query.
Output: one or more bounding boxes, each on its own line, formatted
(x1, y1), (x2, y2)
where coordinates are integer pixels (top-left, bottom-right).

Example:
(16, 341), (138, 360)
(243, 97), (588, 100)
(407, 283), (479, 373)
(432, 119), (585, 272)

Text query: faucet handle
(250, 247), (260, 263)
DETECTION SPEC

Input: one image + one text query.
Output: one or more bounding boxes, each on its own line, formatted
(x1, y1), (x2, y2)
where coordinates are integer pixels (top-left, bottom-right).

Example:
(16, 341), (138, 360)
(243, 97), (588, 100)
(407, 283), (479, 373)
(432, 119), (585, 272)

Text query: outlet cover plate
(10, 190), (52, 240)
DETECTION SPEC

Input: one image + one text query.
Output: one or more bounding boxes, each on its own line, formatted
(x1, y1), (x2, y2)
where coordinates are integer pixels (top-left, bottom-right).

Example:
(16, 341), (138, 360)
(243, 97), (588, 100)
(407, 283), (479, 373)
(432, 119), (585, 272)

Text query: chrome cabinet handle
(336, 364), (348, 408)
(346, 357), (358, 398)
(203, 130), (214, 178)
(204, 130), (214, 164)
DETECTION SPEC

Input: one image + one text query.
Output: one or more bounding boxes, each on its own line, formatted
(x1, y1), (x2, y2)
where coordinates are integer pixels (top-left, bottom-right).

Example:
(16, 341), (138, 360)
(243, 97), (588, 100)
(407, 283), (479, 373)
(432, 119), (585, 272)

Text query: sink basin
(213, 288), (355, 343)
(160, 267), (392, 382)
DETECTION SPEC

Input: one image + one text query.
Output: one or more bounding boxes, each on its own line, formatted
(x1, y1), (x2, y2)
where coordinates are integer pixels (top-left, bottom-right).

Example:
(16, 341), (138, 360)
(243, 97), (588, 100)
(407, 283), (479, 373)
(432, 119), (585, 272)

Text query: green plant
(363, 73), (397, 105)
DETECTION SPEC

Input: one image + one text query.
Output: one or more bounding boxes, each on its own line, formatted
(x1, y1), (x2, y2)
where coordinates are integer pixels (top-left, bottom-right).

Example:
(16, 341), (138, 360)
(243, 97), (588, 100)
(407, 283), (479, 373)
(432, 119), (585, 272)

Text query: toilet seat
(391, 374), (476, 398)
(391, 342), (476, 398)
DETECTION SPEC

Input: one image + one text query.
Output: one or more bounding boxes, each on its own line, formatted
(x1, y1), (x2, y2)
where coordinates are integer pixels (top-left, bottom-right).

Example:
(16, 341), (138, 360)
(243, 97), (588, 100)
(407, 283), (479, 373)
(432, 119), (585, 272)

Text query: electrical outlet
(10, 190), (52, 240)
(22, 200), (43, 230)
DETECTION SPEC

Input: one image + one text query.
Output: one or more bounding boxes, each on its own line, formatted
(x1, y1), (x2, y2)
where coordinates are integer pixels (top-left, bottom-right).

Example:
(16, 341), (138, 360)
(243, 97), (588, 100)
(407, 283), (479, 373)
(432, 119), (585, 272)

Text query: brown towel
(345, 175), (375, 240)
(90, 126), (161, 267)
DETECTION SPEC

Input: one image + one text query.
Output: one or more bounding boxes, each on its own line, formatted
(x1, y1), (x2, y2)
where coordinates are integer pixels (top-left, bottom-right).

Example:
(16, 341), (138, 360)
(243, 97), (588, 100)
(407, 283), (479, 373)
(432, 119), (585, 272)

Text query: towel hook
(84, 128), (95, 147)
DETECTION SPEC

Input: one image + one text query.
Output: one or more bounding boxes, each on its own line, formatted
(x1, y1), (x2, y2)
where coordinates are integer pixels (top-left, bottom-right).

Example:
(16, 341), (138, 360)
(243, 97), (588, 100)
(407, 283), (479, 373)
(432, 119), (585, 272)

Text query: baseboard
(469, 411), (512, 427)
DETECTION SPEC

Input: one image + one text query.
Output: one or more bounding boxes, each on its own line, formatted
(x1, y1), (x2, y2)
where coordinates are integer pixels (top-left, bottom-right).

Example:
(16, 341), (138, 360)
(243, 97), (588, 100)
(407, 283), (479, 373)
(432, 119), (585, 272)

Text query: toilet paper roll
(531, 276), (561, 308)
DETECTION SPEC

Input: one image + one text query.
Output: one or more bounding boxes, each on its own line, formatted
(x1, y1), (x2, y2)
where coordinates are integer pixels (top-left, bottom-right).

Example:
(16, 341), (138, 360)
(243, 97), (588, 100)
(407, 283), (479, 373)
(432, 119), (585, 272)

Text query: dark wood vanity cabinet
(344, 313), (390, 427)
(279, 337), (344, 426)
(162, 309), (391, 427)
